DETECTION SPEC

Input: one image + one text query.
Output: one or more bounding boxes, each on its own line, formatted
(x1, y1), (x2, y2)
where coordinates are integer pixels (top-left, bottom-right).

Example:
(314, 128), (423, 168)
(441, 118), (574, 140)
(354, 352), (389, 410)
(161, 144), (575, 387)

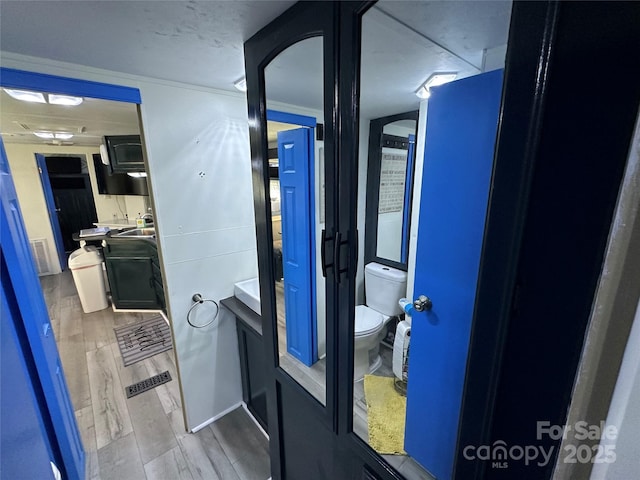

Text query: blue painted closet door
(404, 70), (504, 479)
(0, 137), (85, 480)
(277, 127), (317, 366)
(36, 153), (66, 270)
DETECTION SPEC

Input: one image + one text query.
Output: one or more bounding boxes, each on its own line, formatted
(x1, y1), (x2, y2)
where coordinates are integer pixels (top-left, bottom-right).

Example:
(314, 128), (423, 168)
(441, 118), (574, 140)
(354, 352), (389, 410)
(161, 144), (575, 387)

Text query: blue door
(0, 137), (85, 480)
(36, 153), (67, 270)
(1, 279), (57, 480)
(277, 127), (317, 366)
(404, 70), (504, 479)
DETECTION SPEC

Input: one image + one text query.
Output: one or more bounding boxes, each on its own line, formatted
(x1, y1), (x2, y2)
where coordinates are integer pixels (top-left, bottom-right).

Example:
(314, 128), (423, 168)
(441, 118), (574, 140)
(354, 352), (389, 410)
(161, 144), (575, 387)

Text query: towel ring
(187, 293), (219, 328)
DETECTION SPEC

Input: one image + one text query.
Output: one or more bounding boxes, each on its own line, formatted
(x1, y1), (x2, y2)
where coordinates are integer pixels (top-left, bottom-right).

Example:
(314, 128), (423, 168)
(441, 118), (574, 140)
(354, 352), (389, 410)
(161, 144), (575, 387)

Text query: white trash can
(68, 246), (109, 313)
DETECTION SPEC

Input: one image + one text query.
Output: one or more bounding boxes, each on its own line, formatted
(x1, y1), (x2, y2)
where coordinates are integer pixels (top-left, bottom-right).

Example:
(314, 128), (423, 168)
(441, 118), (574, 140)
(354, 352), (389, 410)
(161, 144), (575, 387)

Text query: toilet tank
(364, 262), (407, 316)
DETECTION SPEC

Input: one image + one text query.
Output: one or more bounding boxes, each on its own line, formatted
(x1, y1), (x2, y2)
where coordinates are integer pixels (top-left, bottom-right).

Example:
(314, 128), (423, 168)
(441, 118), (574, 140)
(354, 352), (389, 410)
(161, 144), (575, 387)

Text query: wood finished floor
(41, 269), (270, 480)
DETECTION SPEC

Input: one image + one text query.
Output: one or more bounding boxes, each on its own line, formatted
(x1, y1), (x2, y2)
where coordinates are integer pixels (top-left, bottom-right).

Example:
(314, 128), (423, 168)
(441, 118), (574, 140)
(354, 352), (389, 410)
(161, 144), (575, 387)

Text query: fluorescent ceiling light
(127, 172), (147, 178)
(33, 131), (55, 139)
(415, 72), (458, 99)
(54, 133), (74, 140)
(425, 72), (458, 89)
(415, 86), (431, 99)
(48, 94), (83, 106)
(234, 77), (247, 92)
(4, 88), (47, 103)
(33, 131), (74, 140)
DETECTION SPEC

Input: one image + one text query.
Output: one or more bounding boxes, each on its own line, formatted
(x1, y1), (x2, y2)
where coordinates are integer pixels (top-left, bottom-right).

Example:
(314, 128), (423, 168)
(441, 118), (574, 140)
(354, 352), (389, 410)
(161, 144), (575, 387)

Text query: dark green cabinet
(104, 238), (165, 310)
(104, 135), (145, 173)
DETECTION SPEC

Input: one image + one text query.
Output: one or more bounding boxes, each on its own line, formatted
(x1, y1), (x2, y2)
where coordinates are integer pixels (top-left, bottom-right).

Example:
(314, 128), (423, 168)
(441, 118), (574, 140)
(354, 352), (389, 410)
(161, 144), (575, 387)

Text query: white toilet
(354, 262), (407, 381)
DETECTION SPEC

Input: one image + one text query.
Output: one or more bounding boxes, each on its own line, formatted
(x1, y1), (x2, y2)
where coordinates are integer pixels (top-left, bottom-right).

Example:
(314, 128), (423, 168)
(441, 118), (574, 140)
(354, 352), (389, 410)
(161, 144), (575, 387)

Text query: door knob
(413, 295), (432, 312)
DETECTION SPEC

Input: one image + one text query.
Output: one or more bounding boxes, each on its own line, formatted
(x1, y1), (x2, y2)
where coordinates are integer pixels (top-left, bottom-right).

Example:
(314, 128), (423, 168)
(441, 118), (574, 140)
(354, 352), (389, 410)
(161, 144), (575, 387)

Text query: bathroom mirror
(264, 36), (327, 406)
(365, 110), (419, 269)
(353, 1), (512, 478)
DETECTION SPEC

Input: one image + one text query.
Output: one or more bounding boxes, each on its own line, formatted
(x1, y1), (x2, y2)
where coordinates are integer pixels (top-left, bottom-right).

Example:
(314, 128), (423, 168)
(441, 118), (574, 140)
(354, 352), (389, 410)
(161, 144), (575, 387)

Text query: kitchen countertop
(94, 218), (138, 228)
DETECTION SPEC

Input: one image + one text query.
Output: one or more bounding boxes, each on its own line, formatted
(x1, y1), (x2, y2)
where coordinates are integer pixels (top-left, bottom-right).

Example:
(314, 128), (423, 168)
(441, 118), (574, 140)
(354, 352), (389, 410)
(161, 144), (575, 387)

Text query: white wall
(406, 100), (429, 300)
(2, 52), (255, 430)
(140, 82), (256, 428)
(4, 143), (146, 274)
(590, 299), (640, 480)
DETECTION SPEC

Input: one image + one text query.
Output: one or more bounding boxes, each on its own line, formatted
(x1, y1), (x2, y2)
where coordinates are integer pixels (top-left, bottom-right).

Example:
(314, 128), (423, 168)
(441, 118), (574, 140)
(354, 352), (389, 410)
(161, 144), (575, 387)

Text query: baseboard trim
(189, 401), (243, 433)
(241, 402), (269, 440)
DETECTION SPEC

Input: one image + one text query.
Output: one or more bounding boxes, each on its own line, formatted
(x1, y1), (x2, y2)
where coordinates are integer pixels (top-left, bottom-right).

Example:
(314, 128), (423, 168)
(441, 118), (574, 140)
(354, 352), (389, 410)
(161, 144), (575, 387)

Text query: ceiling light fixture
(33, 131), (55, 139)
(33, 131), (74, 140)
(54, 133), (74, 140)
(127, 172), (147, 178)
(415, 72), (458, 99)
(4, 88), (47, 103)
(233, 77), (247, 93)
(48, 94), (83, 106)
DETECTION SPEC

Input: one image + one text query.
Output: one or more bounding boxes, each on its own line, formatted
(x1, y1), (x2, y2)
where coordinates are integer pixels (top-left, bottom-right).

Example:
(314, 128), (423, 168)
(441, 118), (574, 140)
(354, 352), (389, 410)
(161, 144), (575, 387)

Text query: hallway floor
(41, 269), (270, 480)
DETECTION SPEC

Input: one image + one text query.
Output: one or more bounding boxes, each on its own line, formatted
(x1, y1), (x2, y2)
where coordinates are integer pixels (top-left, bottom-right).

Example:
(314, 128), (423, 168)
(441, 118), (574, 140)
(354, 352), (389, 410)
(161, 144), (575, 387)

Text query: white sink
(234, 277), (261, 315)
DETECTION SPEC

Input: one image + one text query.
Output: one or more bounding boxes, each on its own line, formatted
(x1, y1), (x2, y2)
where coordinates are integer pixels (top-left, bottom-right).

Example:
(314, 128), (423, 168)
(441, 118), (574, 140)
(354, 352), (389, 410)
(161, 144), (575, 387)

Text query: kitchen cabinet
(104, 135), (145, 173)
(103, 237), (165, 310)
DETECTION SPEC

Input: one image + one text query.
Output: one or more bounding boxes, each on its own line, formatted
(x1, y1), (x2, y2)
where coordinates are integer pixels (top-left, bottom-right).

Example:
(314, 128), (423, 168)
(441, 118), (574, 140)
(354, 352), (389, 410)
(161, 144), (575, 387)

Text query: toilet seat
(354, 305), (384, 337)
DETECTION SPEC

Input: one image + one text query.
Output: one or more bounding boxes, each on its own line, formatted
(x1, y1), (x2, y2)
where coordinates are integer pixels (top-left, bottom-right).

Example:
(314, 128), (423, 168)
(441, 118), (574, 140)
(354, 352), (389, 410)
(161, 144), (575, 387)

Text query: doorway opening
(266, 109), (327, 403)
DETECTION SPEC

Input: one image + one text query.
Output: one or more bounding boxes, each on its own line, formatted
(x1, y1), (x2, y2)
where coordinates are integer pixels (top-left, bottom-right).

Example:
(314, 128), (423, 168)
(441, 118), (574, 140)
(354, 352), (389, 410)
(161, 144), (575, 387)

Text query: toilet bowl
(353, 263), (407, 382)
(354, 305), (390, 381)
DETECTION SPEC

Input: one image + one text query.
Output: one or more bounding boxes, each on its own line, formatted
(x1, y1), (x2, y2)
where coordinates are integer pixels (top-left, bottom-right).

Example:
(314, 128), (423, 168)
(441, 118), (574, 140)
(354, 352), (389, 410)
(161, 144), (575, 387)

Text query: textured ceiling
(0, 1), (512, 145)
(0, 0), (295, 91)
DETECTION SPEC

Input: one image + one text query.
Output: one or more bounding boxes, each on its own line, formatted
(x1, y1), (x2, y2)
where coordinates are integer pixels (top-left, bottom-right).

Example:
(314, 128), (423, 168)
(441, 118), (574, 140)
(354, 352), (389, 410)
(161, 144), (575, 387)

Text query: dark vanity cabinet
(221, 298), (268, 432)
(103, 238), (165, 310)
(104, 135), (145, 173)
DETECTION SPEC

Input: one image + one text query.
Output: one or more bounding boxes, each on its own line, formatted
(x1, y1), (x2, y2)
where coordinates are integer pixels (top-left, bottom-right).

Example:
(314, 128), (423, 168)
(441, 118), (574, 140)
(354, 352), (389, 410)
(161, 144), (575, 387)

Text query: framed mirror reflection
(264, 37), (327, 406)
(364, 110), (419, 270)
(354, 1), (513, 478)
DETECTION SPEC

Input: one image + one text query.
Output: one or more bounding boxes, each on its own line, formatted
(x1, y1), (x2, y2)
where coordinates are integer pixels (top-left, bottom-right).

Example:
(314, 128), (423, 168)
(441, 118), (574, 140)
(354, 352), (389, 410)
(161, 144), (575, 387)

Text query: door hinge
(38, 167), (43, 174)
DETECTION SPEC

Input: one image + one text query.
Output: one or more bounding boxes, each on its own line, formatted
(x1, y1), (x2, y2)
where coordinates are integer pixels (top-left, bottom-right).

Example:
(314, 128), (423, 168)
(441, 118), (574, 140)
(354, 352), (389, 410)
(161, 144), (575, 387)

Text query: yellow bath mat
(363, 374), (407, 455)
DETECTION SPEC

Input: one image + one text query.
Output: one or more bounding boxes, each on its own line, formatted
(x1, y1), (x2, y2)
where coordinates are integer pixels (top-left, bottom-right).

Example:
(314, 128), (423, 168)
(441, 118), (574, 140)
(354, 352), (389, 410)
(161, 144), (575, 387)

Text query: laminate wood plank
(278, 354), (325, 403)
(231, 443), (270, 480)
(145, 352), (182, 414)
(168, 410), (240, 480)
(84, 310), (116, 352)
(116, 358), (177, 464)
(209, 407), (268, 465)
(353, 400), (369, 443)
(59, 269), (78, 298)
(110, 341), (178, 463)
(85, 451), (101, 480)
(113, 311), (147, 328)
(59, 333), (92, 410)
(87, 345), (133, 449)
(395, 456), (435, 480)
(60, 302), (84, 339)
(39, 273), (58, 299)
(96, 432), (145, 480)
(144, 446), (194, 480)
(75, 406), (97, 452)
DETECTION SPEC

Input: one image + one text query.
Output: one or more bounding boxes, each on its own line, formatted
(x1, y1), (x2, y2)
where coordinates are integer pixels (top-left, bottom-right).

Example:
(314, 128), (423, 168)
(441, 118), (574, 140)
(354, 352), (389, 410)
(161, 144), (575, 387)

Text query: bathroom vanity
(220, 296), (268, 432)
